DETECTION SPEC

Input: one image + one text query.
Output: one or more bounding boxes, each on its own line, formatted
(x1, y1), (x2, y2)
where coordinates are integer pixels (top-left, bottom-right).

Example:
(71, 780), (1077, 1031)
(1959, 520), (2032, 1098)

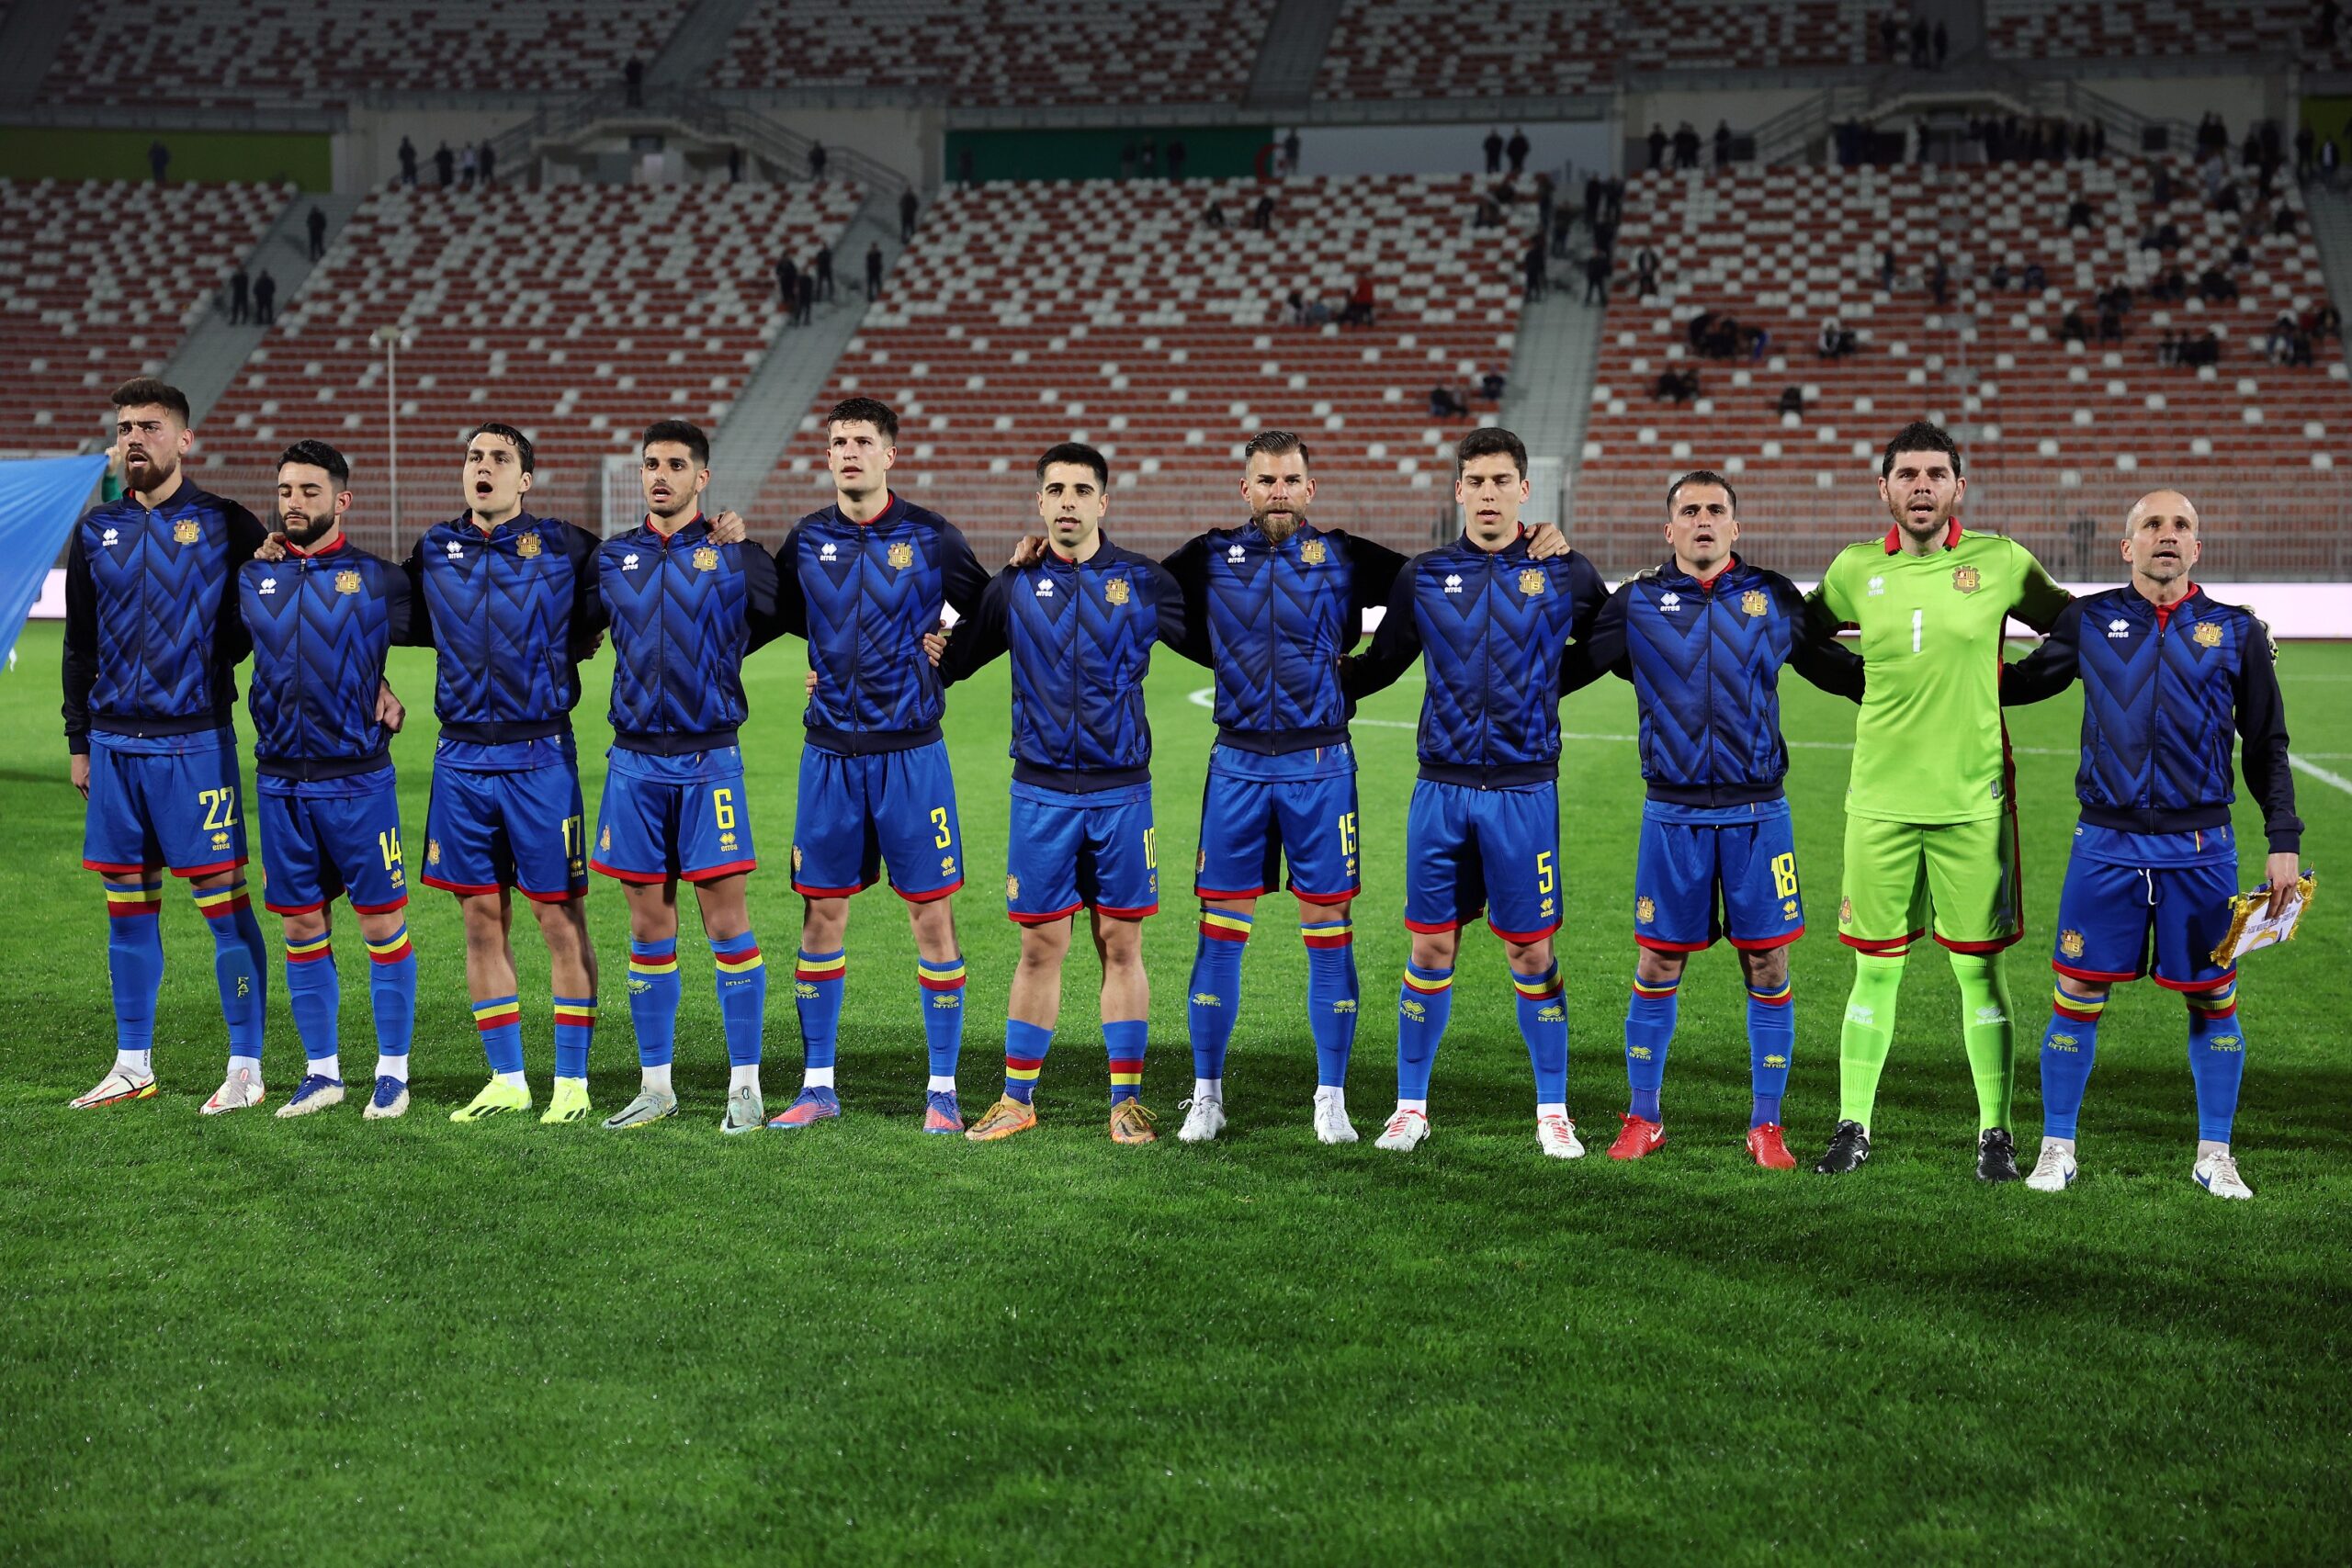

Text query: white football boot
(69, 1066), (156, 1109)
(2193, 1148), (2253, 1200)
(1176, 1095), (1227, 1144)
(1374, 1107), (1430, 1151)
(199, 1065), (266, 1116)
(1536, 1112), (1585, 1160)
(2025, 1141), (2078, 1192)
(1311, 1087), (1357, 1145)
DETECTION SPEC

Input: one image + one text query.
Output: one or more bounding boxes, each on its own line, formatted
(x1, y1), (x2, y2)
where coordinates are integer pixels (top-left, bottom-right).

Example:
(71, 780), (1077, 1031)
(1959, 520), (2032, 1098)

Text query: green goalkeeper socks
(1948, 951), (2016, 1131)
(1837, 952), (1907, 1130)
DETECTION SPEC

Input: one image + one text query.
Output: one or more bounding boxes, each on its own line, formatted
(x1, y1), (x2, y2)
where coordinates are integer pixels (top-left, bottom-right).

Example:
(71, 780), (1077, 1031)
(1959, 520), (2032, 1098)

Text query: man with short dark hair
(253, 270), (276, 327)
(1343, 427), (1608, 1157)
(1564, 471), (1861, 1168)
(1803, 421), (2072, 1180)
(865, 242), (884, 299)
(1484, 129), (1505, 175)
(66, 378), (271, 1114)
(767, 397), (991, 1135)
(899, 188), (919, 243)
(1506, 128), (1530, 174)
(816, 243), (835, 302)
(592, 421), (783, 1135)
(148, 140), (169, 183)
(230, 266), (249, 325)
(942, 444), (1188, 1145)
(306, 205), (327, 262)
(239, 441), (418, 1121)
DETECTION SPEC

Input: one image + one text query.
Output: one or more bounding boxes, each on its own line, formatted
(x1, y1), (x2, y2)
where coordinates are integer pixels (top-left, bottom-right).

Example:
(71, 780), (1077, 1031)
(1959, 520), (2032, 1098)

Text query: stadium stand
(197, 182), (863, 542)
(1315, 0), (1864, 102)
(1985, 0), (2325, 61)
(0, 178), (287, 453)
(769, 175), (1525, 549)
(39, 0), (691, 107)
(714, 0), (1274, 104)
(1573, 157), (2352, 576)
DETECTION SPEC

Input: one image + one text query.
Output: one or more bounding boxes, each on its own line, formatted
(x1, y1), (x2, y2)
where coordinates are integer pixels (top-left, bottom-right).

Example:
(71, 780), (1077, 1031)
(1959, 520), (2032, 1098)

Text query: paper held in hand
(2210, 872), (2317, 966)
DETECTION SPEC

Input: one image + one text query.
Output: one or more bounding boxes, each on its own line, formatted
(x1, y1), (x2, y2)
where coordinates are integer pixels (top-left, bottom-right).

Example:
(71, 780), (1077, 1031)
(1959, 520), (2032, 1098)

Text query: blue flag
(0, 454), (105, 669)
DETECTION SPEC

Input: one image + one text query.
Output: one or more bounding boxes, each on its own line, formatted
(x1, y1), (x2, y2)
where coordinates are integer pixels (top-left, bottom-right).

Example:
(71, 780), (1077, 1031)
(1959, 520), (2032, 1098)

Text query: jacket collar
(641, 513), (708, 547)
(1655, 551), (1742, 592)
(286, 533), (347, 559)
(1883, 518), (1962, 554)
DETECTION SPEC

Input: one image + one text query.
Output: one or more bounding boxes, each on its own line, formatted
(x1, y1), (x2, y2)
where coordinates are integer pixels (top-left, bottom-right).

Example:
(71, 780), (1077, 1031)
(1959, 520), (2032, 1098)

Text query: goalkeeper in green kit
(1804, 423), (2071, 1179)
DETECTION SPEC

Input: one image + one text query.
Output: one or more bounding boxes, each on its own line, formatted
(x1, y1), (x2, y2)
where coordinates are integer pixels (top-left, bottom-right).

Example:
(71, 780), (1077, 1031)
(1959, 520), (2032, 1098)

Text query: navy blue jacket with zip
(596, 515), (782, 755)
(2002, 582), (2301, 852)
(237, 536), (412, 781)
(401, 511), (604, 748)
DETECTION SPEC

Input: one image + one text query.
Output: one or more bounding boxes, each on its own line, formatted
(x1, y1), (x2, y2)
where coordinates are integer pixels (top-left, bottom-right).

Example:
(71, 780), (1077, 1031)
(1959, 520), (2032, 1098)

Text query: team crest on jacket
(1741, 589), (1768, 616)
(888, 541), (914, 570)
(1634, 895), (1656, 923)
(335, 570), (361, 594)
(1104, 576), (1131, 605)
(2193, 620), (2222, 647)
(1519, 569), (1545, 596)
(2060, 929), (2086, 958)
(693, 547), (718, 571)
(1951, 564), (1980, 593)
(1299, 539), (1327, 565)
(515, 531), (543, 558)
(173, 519), (200, 544)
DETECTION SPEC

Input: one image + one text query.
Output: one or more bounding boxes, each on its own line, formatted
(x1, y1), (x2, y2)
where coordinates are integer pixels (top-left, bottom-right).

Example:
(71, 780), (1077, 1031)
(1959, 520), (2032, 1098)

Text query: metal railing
(482, 85), (908, 199)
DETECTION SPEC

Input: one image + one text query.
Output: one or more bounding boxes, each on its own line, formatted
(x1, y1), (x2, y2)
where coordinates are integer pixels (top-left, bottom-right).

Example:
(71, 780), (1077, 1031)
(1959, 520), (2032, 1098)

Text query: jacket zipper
(2144, 607), (2165, 813)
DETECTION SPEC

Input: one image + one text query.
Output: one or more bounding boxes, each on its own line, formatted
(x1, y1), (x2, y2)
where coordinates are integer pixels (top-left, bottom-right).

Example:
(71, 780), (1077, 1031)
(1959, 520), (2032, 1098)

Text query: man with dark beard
(236, 441), (418, 1122)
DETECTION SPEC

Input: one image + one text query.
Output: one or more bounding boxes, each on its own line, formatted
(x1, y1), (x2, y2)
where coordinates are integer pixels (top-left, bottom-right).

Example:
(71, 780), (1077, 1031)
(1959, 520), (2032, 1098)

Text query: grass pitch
(2, 622), (2347, 1565)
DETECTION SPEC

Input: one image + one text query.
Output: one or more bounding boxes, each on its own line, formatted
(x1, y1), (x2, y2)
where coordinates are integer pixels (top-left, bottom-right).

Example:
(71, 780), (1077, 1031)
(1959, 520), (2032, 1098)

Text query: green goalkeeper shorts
(1837, 811), (2021, 955)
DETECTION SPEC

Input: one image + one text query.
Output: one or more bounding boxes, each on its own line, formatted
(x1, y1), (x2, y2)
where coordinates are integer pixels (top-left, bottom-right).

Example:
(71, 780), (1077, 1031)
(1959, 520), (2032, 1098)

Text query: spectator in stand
(2198, 266), (2239, 303)
(1550, 205), (1573, 259)
(2061, 306), (2089, 344)
(1991, 260), (2012, 290)
(1687, 310), (1714, 349)
(307, 205), (327, 262)
(2276, 203), (2301, 236)
(1933, 21), (1948, 67)
(1880, 9), (1901, 62)
(1480, 367), (1507, 402)
(900, 188), (919, 242)
(1430, 384), (1469, 419)
(253, 270), (276, 327)
(2289, 322), (2315, 367)
(1652, 366), (1698, 404)
(1523, 236), (1549, 301)
(2317, 301), (2342, 341)
(809, 141), (828, 180)
(398, 136), (418, 186)
(2098, 299), (2124, 344)
(1583, 174), (1603, 229)
(1647, 124), (1668, 171)
(2324, 136), (2343, 189)
(148, 140), (169, 184)
(1910, 16), (1928, 66)
(1744, 322), (1770, 361)
(1605, 175), (1624, 224)
(1674, 122), (1702, 169)
(1585, 249), (1611, 305)
(625, 57), (644, 107)
(1484, 129), (1505, 175)
(795, 268), (815, 327)
(229, 266), (249, 325)
(2297, 123), (2317, 180)
(866, 243), (885, 299)
(1714, 120), (1733, 168)
(956, 147), (973, 183)
(2024, 260), (2046, 291)
(1929, 255), (1951, 308)
(435, 142), (456, 187)
(1283, 129), (1302, 174)
(459, 143), (477, 189)
(1507, 128), (1530, 175)
(1340, 275), (1376, 328)
(2269, 312), (2301, 362)
(2067, 196), (2094, 230)
(1204, 199), (1227, 229)
(775, 254), (797, 312)
(1879, 245), (1896, 290)
(1778, 385), (1804, 418)
(1634, 246), (1658, 299)
(816, 243), (835, 301)
(1168, 140), (1186, 181)
(2157, 331), (2177, 366)
(1818, 317), (1856, 358)
(480, 140), (496, 187)
(1534, 172), (1555, 240)
(1140, 137), (1159, 176)
(1250, 192), (1278, 231)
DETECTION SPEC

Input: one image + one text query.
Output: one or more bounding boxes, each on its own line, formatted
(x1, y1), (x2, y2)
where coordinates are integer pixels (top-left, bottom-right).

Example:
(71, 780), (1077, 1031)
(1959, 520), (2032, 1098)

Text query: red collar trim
(1692, 558), (1733, 592)
(1883, 518), (1962, 554)
(2148, 582), (2199, 627)
(647, 513), (706, 544)
(286, 534), (346, 558)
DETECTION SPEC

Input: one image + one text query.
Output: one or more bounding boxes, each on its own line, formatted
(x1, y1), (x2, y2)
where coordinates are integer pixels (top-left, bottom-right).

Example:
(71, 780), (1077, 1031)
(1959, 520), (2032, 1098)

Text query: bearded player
(1804, 422), (2071, 1179)
(65, 378), (272, 1115)
(2000, 491), (2301, 1200)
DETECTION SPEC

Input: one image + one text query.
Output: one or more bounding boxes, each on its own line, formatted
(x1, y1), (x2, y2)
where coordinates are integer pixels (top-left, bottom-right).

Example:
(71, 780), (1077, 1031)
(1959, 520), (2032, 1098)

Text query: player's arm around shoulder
(1998, 594), (2085, 706)
(1561, 579), (1633, 695)
(937, 567), (1014, 687)
(1767, 567), (1864, 702)
(2005, 536), (2073, 633)
(1138, 550), (1191, 656)
(1157, 532), (1215, 668)
(1342, 550), (1428, 700)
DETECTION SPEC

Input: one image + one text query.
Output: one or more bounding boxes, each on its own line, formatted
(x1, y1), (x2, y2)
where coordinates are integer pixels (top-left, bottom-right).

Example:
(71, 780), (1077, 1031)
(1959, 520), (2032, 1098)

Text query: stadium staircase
(162, 191), (367, 428)
(0, 2), (74, 107)
(2300, 186), (2352, 375)
(647, 0), (768, 85)
(1245, 0), (1347, 109)
(1503, 284), (1607, 528)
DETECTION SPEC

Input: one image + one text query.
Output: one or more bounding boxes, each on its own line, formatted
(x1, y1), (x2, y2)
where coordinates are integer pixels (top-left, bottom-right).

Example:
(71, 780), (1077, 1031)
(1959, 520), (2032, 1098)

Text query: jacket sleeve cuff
(67, 735), (90, 756)
(2266, 829), (2301, 855)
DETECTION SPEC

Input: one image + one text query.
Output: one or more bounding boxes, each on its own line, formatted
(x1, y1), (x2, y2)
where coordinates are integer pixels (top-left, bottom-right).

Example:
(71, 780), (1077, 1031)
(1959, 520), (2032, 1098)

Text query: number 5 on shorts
(1536, 850), (1555, 896)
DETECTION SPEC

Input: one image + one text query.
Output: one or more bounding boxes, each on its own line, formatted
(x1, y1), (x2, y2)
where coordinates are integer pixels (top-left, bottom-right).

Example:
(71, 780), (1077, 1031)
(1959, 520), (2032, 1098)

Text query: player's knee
(1739, 946), (1790, 993)
(801, 896), (848, 947)
(2056, 978), (2109, 1007)
(278, 908), (329, 944)
(1017, 920), (1072, 966)
(906, 896), (956, 951)
(1503, 937), (1555, 975)
(1205, 895), (1260, 919)
(1634, 947), (1687, 987)
(1095, 915), (1146, 967)
(354, 908), (407, 946)
(188, 867), (237, 896)
(1293, 894), (1345, 922)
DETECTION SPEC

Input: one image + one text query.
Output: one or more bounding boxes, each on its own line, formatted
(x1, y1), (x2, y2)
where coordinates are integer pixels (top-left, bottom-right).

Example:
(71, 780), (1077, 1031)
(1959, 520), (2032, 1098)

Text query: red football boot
(1745, 1122), (1797, 1169)
(1607, 1112), (1666, 1160)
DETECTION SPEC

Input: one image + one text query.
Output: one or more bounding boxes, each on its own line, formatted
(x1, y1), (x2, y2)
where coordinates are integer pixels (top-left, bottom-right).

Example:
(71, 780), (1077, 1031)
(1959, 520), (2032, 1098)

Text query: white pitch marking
(2290, 756), (2352, 797)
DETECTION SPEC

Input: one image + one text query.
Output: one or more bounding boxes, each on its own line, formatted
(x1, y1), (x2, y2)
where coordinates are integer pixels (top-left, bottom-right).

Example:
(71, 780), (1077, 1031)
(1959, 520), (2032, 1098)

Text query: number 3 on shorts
(931, 806), (952, 849)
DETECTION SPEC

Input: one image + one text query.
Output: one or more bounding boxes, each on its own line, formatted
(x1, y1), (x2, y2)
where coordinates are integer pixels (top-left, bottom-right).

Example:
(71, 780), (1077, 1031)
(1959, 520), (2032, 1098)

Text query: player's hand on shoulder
(69, 753), (89, 799)
(1525, 522), (1569, 559)
(376, 681), (405, 734)
(254, 533), (289, 563)
(709, 510), (748, 546)
(1009, 534), (1047, 568)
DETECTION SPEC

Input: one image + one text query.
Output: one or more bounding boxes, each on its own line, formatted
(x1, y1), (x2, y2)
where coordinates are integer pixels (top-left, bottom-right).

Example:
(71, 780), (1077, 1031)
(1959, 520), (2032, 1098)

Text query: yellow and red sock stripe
(629, 942), (679, 978)
(366, 924), (413, 964)
(551, 999), (599, 1030)
(715, 943), (764, 976)
(472, 996), (521, 1032)
(796, 949), (846, 984)
(193, 880), (252, 918)
(917, 955), (966, 991)
(284, 931), (334, 964)
(1199, 909), (1254, 943)
(1403, 964), (1453, 995)
(1108, 1057), (1145, 1089)
(1299, 919), (1352, 949)
(2052, 983), (2107, 1023)
(103, 878), (164, 919)
(2183, 978), (2238, 1019)
(1512, 967), (1564, 1001)
(1004, 1053), (1045, 1086)
(1747, 979), (1793, 1007)
(1632, 976), (1680, 1001)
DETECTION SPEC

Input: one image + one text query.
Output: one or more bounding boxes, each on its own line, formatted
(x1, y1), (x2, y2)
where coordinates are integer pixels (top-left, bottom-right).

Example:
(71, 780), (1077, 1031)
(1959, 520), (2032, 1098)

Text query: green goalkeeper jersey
(1808, 525), (2070, 826)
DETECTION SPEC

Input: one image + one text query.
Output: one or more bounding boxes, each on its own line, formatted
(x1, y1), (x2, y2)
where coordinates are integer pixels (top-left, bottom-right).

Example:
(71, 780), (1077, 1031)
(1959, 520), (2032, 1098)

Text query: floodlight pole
(376, 323), (402, 536)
